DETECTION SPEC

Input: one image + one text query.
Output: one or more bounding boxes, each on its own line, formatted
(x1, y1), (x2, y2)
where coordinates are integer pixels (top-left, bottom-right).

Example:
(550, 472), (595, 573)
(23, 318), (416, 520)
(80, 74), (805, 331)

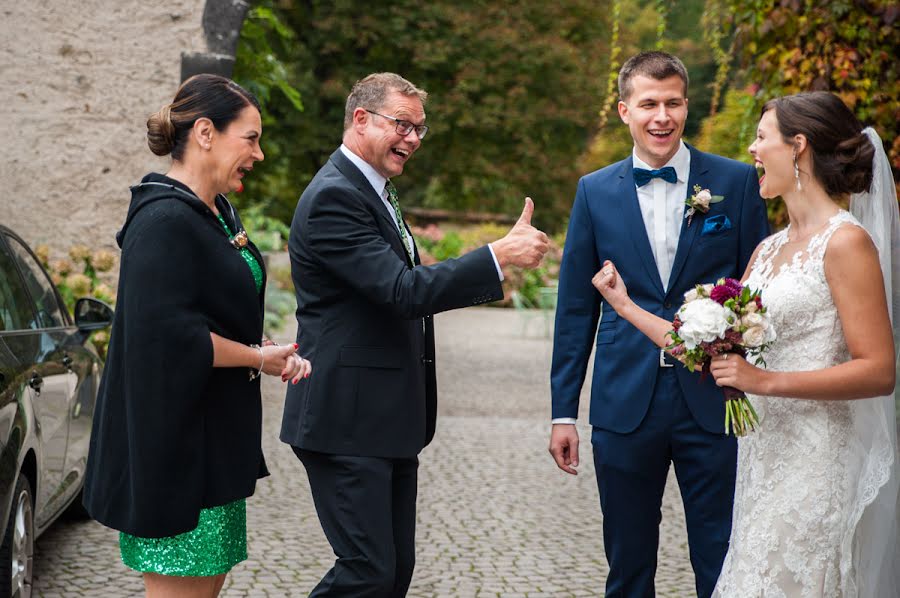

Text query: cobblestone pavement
(33, 308), (695, 597)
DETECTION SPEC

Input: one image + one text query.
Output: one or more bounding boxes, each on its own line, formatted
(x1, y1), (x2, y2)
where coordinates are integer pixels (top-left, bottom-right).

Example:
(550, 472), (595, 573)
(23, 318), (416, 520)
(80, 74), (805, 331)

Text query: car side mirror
(74, 298), (114, 331)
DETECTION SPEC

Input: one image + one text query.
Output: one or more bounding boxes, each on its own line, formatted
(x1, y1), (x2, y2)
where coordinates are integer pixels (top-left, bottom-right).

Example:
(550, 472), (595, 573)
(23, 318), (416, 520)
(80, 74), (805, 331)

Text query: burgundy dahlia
(710, 278), (743, 305)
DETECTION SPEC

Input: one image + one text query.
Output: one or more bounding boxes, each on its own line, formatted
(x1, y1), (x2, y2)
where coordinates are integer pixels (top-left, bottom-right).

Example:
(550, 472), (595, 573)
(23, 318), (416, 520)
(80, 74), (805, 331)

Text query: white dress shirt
(551, 142), (690, 426)
(339, 145), (503, 279)
(633, 141), (690, 290)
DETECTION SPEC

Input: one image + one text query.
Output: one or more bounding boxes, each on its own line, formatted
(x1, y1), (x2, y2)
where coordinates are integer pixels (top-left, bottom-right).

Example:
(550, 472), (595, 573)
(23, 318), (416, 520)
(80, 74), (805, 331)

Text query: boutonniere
(230, 230), (250, 249)
(685, 185), (725, 227)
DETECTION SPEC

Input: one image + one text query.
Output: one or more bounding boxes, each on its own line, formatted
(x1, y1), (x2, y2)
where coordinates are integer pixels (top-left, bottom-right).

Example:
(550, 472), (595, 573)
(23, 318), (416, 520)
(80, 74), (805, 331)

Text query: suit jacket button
(664, 301), (672, 309)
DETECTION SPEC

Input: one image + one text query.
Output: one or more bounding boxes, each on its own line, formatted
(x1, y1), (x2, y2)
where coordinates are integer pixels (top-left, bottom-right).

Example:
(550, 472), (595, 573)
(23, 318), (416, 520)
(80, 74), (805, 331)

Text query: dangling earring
(793, 151), (802, 191)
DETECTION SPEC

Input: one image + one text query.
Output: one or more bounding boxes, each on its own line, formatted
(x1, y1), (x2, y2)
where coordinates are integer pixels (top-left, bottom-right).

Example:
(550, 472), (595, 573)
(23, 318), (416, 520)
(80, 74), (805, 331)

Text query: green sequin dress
(119, 215), (264, 577)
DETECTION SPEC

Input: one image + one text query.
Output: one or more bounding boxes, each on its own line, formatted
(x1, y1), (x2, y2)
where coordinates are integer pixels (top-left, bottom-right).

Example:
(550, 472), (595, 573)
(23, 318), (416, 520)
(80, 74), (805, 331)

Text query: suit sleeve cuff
(487, 243), (504, 281)
(551, 418), (577, 425)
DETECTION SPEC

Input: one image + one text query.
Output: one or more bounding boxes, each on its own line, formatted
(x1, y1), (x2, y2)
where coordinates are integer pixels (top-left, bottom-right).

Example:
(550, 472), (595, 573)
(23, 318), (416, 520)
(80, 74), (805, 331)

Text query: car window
(5, 236), (67, 328)
(0, 239), (37, 331)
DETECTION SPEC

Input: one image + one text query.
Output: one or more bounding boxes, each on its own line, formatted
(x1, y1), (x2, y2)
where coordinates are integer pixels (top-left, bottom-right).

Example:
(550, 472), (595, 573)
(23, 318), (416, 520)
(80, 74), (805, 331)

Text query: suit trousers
(294, 448), (418, 598)
(591, 367), (737, 598)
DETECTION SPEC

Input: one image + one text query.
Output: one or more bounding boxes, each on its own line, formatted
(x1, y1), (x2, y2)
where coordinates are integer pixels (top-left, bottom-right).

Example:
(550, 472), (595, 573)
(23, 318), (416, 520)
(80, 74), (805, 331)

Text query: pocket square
(701, 214), (732, 236)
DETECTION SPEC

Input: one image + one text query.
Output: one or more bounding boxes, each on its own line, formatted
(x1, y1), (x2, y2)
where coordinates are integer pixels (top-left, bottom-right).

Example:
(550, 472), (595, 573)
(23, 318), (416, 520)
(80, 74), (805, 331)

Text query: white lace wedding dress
(713, 210), (897, 597)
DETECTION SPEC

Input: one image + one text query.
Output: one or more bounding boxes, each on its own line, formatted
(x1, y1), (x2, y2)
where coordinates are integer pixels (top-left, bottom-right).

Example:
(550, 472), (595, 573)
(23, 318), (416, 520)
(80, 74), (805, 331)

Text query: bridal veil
(846, 126), (900, 597)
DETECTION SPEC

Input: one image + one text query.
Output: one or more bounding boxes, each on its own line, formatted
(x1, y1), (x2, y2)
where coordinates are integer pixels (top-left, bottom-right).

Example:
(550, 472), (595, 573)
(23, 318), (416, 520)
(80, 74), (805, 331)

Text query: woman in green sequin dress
(83, 75), (311, 598)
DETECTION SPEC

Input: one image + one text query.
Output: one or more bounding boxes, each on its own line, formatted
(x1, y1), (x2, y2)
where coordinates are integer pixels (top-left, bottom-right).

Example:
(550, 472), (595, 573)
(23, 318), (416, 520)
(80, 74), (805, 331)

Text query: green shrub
(242, 204), (291, 252)
(37, 245), (116, 359)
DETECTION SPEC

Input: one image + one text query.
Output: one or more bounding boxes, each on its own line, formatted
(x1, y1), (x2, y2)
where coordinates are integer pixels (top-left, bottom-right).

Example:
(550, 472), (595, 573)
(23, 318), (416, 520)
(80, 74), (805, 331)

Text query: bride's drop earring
(793, 151), (802, 191)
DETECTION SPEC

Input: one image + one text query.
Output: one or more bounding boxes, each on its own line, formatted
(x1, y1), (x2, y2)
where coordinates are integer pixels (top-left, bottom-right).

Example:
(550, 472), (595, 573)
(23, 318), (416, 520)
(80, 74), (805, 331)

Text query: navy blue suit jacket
(551, 145), (769, 434)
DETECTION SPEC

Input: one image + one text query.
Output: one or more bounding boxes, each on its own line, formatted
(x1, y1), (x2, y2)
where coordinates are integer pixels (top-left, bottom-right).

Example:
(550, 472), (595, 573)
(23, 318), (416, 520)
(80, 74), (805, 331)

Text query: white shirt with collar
(632, 140), (690, 291)
(551, 141), (690, 427)
(339, 144), (503, 279)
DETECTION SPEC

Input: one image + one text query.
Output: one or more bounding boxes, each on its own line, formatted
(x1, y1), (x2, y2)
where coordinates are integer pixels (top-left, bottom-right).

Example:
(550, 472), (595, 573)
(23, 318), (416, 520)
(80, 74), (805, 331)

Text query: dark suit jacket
(281, 149), (504, 458)
(551, 145), (770, 434)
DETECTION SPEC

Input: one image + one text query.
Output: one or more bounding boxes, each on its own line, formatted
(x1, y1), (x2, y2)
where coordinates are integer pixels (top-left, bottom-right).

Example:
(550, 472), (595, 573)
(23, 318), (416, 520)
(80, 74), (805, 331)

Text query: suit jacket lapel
(615, 160), (665, 296)
(329, 149), (414, 265)
(667, 144), (707, 294)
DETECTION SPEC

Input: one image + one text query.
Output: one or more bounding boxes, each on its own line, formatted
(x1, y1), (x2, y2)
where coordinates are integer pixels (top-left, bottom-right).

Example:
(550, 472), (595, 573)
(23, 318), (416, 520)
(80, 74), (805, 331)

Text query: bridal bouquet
(667, 278), (775, 436)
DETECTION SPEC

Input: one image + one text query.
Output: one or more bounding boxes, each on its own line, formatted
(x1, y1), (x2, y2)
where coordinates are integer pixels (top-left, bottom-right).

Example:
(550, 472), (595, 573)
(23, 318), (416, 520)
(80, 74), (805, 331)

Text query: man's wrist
(491, 238), (508, 268)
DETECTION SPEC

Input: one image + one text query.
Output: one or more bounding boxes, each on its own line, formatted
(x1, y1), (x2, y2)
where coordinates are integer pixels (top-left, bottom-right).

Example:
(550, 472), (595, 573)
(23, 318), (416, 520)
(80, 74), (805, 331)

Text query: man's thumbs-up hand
(517, 196), (535, 226)
(491, 197), (550, 269)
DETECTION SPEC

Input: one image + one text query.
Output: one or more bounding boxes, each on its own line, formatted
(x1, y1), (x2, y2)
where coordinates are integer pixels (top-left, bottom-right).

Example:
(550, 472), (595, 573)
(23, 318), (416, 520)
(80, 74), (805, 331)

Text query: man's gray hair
(344, 73), (428, 130)
(617, 51), (689, 102)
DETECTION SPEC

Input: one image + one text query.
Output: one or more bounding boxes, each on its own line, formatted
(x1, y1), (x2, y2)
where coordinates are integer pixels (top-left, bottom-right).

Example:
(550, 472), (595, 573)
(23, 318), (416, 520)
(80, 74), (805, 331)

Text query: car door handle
(28, 371), (43, 393)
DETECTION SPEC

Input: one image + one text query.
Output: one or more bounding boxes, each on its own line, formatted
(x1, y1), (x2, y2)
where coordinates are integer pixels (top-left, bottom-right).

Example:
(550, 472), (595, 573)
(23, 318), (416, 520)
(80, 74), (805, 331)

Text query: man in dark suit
(282, 72), (549, 597)
(548, 52), (769, 597)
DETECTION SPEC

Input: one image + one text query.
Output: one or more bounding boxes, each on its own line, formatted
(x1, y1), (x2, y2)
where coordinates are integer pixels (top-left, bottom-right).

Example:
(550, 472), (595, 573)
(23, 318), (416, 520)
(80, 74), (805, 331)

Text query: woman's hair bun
(832, 129), (875, 195)
(146, 104), (176, 156)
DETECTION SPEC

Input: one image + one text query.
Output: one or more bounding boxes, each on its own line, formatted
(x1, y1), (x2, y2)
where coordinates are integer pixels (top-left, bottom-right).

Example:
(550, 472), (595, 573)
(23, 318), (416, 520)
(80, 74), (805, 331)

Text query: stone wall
(1, 1), (209, 250)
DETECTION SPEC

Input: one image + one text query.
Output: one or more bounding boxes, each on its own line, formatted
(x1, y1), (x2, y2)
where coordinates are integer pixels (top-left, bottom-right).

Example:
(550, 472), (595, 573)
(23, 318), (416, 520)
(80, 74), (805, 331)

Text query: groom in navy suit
(549, 52), (768, 597)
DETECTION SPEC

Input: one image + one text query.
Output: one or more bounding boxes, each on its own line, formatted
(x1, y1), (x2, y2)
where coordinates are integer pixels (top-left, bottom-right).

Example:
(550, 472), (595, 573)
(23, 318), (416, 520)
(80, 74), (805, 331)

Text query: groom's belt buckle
(659, 348), (674, 368)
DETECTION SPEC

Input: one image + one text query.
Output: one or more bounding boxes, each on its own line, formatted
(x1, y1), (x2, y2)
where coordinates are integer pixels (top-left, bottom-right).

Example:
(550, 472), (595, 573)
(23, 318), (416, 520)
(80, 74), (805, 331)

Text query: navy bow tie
(633, 166), (677, 187)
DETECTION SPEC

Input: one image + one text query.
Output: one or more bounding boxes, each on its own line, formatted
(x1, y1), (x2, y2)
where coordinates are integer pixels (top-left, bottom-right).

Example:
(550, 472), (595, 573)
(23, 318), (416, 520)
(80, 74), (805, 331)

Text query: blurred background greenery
(231, 0), (898, 239)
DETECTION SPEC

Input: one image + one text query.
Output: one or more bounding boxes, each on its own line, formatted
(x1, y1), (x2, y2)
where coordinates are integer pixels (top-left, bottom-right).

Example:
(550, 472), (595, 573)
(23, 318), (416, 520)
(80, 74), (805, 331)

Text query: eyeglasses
(366, 110), (429, 140)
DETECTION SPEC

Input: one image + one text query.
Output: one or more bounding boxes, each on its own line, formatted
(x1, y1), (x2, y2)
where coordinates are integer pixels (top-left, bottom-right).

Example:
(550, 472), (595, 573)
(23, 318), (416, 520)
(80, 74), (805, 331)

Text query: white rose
(741, 312), (763, 327)
(745, 301), (758, 313)
(694, 189), (712, 210)
(677, 298), (735, 350)
(701, 283), (714, 295)
(683, 288), (699, 303)
(743, 325), (766, 348)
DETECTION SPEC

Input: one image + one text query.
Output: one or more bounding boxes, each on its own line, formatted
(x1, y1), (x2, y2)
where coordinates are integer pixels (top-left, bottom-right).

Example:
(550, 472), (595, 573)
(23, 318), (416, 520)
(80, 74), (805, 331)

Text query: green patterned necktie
(385, 180), (415, 264)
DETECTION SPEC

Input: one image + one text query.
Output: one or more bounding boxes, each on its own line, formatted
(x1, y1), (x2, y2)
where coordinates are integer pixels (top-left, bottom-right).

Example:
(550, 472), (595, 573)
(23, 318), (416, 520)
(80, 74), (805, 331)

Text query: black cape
(84, 173), (269, 538)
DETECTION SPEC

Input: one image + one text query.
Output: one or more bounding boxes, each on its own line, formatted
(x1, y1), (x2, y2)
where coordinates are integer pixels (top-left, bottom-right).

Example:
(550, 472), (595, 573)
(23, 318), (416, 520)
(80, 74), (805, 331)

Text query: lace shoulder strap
(807, 210), (863, 264)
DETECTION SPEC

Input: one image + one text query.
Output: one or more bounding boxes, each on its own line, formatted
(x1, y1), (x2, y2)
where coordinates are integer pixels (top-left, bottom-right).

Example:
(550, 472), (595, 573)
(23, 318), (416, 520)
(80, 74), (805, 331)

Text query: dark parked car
(0, 225), (112, 598)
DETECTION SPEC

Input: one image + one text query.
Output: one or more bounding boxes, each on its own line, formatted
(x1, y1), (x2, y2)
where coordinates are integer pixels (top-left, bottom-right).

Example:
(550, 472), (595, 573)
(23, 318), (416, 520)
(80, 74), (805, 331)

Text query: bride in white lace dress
(591, 91), (900, 597)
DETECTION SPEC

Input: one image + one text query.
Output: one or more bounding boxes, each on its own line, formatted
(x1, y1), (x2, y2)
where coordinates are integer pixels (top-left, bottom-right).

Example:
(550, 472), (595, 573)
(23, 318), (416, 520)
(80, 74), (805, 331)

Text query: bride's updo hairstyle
(761, 91), (874, 197)
(146, 74), (261, 160)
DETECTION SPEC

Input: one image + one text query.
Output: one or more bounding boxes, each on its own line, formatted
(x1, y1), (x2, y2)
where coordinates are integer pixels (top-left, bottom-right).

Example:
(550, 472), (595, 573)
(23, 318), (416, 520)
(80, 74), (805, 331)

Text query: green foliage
(581, 0), (721, 173)
(231, 0), (305, 223)
(696, 88), (788, 227)
(234, 0), (618, 232)
(241, 204), (291, 252)
(721, 0), (900, 176)
(693, 0), (900, 225)
(412, 222), (563, 307)
(263, 285), (296, 334)
(235, 5), (303, 113)
(517, 267), (552, 305)
(416, 231), (465, 263)
(580, 122), (639, 174)
(695, 88), (758, 163)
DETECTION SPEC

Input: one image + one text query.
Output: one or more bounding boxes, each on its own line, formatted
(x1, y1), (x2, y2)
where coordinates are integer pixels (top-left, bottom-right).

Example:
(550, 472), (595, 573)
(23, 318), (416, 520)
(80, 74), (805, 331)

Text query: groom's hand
(491, 197), (550, 269)
(549, 424), (580, 475)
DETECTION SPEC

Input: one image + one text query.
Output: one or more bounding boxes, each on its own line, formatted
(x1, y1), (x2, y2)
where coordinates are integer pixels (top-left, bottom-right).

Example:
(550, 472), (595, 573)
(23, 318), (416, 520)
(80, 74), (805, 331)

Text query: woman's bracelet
(248, 344), (264, 381)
